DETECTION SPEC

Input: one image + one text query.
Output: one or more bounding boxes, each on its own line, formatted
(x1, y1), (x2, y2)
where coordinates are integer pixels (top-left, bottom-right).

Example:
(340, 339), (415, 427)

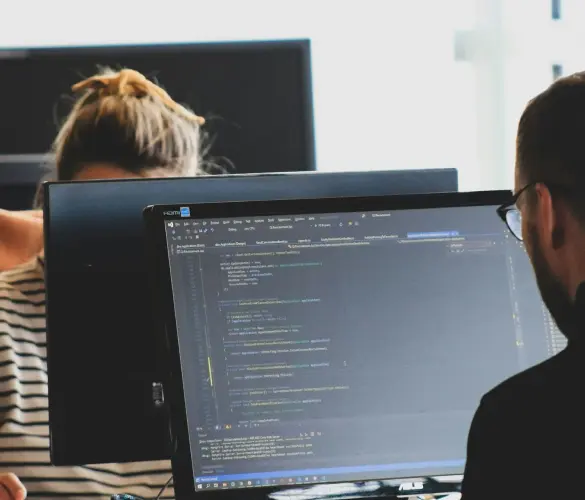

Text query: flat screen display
(0, 40), (315, 173)
(44, 169), (458, 465)
(162, 203), (560, 491)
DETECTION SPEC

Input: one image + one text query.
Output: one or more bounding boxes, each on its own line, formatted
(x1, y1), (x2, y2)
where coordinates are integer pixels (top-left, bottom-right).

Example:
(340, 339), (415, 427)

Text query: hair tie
(72, 68), (205, 125)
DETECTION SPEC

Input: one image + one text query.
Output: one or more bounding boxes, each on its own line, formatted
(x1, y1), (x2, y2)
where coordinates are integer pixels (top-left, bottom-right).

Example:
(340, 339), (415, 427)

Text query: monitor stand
(266, 477), (462, 500)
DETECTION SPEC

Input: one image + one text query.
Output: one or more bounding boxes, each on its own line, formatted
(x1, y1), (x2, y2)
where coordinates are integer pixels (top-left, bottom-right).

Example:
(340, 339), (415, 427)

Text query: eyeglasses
(496, 184), (533, 241)
(497, 181), (573, 241)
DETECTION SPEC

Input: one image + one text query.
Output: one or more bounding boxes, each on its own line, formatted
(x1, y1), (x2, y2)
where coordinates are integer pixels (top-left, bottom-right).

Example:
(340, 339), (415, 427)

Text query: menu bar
(164, 211), (463, 253)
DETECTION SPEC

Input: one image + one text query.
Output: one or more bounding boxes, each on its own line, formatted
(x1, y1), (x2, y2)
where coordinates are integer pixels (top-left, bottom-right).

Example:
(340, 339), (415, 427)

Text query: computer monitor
(44, 169), (458, 466)
(0, 39), (315, 173)
(143, 191), (563, 499)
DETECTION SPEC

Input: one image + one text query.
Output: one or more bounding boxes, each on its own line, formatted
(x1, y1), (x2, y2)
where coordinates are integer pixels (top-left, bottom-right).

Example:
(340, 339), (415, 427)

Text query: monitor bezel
(144, 189), (512, 500)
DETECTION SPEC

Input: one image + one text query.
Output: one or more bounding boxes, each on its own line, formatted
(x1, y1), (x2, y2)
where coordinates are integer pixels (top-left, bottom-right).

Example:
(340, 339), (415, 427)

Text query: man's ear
(534, 183), (563, 249)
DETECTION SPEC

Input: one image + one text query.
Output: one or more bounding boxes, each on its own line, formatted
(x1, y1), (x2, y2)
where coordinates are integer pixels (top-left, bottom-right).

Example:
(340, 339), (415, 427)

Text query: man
(462, 72), (585, 498)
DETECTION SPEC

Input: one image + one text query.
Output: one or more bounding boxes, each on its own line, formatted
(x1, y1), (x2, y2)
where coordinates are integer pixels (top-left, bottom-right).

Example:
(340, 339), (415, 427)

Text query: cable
(154, 475), (173, 500)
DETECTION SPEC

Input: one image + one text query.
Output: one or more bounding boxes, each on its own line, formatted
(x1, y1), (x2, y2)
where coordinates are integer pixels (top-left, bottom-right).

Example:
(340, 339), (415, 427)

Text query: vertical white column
(471, 0), (508, 191)
(458, 0), (557, 191)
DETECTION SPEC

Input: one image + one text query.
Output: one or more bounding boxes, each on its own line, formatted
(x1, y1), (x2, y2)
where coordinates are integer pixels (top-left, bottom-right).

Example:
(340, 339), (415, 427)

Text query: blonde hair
(53, 68), (206, 181)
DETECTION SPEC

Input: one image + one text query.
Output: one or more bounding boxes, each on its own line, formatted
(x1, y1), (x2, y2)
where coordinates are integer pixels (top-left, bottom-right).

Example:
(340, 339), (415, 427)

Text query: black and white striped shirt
(0, 257), (173, 499)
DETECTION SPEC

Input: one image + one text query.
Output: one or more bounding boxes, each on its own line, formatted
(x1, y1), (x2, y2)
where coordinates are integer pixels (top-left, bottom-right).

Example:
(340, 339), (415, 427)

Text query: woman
(0, 68), (207, 499)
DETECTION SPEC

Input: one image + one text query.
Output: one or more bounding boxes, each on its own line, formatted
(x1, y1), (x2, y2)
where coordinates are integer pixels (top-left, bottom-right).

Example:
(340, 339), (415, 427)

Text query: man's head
(54, 68), (206, 182)
(514, 72), (585, 337)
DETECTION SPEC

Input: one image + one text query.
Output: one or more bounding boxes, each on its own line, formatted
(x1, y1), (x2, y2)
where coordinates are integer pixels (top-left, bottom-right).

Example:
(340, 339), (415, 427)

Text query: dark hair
(53, 68), (206, 181)
(517, 72), (585, 217)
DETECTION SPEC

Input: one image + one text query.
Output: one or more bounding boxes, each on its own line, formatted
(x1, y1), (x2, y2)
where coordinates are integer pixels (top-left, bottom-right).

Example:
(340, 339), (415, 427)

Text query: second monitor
(44, 169), (458, 466)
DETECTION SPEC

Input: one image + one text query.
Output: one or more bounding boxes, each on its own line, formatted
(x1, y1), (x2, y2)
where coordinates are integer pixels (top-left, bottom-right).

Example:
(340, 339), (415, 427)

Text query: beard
(528, 225), (580, 340)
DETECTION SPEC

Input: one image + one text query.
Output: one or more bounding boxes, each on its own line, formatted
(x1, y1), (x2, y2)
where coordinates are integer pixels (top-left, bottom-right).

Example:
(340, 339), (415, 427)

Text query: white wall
(1, 0), (571, 192)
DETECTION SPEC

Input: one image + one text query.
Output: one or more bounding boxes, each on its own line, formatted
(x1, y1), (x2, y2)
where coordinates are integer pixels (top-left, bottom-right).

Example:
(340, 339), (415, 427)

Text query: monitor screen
(161, 202), (561, 491)
(0, 40), (315, 173)
(44, 169), (458, 466)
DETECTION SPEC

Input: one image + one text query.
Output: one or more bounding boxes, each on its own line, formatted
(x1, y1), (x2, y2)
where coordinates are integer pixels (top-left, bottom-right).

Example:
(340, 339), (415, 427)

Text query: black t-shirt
(461, 287), (585, 499)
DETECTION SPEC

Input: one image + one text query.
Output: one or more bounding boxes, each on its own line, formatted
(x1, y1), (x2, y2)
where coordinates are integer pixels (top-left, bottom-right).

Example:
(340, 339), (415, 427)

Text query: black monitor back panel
(0, 40), (315, 173)
(44, 169), (458, 466)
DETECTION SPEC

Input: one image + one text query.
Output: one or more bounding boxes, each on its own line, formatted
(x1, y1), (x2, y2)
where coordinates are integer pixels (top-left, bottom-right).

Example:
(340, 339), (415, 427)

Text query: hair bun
(72, 68), (205, 125)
